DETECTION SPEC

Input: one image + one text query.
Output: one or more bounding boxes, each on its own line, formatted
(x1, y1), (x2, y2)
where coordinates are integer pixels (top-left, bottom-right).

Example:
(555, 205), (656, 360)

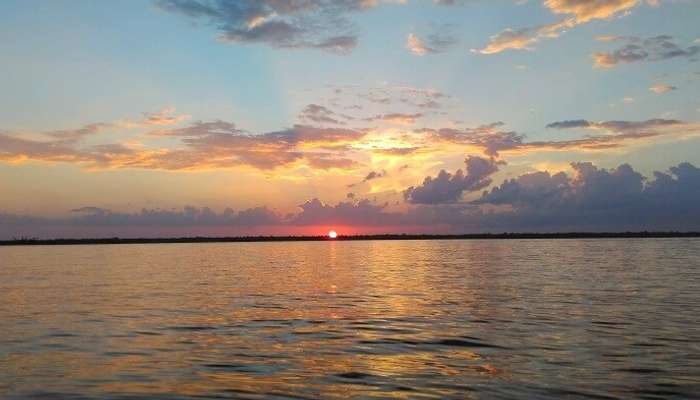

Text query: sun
(328, 230), (338, 239)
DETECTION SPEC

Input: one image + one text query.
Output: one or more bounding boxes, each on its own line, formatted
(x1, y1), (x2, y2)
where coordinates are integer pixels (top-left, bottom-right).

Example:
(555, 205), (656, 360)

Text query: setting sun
(328, 230), (338, 239)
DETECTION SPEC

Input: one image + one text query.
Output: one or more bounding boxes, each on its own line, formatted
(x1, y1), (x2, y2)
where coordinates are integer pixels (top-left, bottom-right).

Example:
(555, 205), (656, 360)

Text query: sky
(1, 0), (700, 238)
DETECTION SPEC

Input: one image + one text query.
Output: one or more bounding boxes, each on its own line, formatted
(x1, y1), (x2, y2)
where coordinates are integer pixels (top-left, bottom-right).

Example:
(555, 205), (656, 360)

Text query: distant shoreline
(1, 232), (699, 246)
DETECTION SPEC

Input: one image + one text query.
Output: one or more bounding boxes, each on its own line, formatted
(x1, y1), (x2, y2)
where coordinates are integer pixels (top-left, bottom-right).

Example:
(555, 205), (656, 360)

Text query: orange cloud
(407, 33), (432, 55)
(477, 0), (647, 54)
(2, 104), (698, 176)
(544, 0), (641, 24)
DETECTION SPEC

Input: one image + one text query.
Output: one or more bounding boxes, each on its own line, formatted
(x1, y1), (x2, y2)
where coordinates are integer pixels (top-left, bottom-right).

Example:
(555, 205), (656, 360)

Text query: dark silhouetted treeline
(1, 232), (699, 246)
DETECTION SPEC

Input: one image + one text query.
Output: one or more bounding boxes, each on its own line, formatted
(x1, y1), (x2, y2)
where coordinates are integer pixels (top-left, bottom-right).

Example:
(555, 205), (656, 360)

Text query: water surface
(1, 239), (699, 399)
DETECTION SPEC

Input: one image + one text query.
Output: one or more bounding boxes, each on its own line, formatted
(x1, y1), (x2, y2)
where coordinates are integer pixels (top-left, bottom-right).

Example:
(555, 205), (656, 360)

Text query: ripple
(2, 239), (700, 399)
(333, 372), (377, 380)
(204, 363), (287, 375)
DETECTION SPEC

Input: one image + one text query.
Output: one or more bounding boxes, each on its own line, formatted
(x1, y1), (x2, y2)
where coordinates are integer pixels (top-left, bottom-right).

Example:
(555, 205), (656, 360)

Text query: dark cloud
(299, 104), (344, 125)
(3, 162), (700, 237)
(347, 169), (387, 188)
(404, 156), (501, 204)
(289, 198), (401, 226)
(155, 0), (396, 53)
(2, 205), (281, 230)
(546, 119), (591, 129)
(594, 35), (700, 68)
(363, 170), (386, 182)
(472, 161), (700, 231)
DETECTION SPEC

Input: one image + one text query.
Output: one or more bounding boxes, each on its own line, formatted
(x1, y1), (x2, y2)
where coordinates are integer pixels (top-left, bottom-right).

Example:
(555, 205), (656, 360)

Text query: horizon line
(2, 231), (699, 246)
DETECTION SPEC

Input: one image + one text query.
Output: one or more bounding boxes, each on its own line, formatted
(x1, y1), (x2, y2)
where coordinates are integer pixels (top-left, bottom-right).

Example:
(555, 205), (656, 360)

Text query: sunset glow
(0, 1), (699, 239)
(328, 230), (338, 239)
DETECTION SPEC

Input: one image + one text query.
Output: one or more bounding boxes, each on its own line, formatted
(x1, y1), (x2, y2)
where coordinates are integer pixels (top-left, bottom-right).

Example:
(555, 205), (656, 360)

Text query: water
(1, 239), (699, 399)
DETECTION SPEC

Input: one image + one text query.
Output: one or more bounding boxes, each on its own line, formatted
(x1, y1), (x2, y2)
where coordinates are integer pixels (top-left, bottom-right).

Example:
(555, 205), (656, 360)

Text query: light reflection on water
(1, 239), (700, 399)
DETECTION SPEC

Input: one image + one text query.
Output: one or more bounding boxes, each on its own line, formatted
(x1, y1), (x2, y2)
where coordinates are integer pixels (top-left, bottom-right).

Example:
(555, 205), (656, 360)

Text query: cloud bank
(3, 161), (699, 238)
(3, 107), (698, 173)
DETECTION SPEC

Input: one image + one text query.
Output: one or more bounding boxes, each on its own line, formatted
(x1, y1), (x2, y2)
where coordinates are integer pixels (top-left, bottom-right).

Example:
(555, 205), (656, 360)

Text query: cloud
(365, 112), (423, 125)
(593, 35), (700, 68)
(422, 118), (698, 158)
(527, 118), (694, 152)
(304, 153), (359, 170)
(69, 205), (282, 227)
(404, 156), (501, 204)
(407, 33), (433, 55)
(4, 108), (183, 146)
(347, 169), (387, 188)
(544, 0), (642, 24)
(155, 0), (403, 54)
(150, 120), (245, 137)
(289, 198), (402, 226)
(477, 0), (647, 54)
(134, 107), (191, 127)
(0, 115), (368, 171)
(545, 119), (591, 129)
(420, 122), (525, 157)
(146, 123), (367, 170)
(476, 25), (554, 55)
(5, 161), (700, 237)
(406, 32), (456, 55)
(0, 130), (133, 165)
(472, 161), (700, 231)
(649, 84), (677, 94)
(372, 147), (421, 156)
(595, 34), (625, 42)
(546, 118), (683, 132)
(71, 206), (111, 215)
(332, 85), (447, 110)
(2, 105), (698, 174)
(415, 100), (442, 109)
(363, 170), (387, 182)
(299, 104), (344, 125)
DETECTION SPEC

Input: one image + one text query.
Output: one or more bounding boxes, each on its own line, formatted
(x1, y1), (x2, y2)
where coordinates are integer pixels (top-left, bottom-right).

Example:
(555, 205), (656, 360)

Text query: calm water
(1, 239), (700, 399)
